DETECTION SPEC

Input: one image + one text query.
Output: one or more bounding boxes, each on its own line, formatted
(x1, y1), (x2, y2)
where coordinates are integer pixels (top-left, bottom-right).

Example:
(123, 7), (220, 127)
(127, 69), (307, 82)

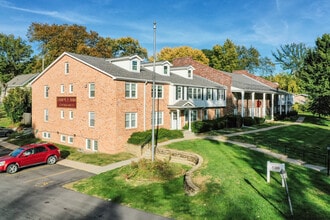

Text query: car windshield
(9, 147), (25, 157)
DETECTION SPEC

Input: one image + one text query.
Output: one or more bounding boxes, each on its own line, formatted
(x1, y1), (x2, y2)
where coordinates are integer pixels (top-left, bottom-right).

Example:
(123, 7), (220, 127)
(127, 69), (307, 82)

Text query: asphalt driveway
(0, 160), (169, 220)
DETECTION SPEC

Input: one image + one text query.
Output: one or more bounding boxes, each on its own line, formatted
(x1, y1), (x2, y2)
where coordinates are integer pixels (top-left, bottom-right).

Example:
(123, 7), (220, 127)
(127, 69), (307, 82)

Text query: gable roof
(31, 52), (226, 89)
(224, 72), (278, 93)
(7, 74), (37, 87)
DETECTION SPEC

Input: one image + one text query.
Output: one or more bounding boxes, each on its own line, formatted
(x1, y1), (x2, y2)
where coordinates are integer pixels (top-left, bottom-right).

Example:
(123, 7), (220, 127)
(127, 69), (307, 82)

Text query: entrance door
(171, 111), (178, 129)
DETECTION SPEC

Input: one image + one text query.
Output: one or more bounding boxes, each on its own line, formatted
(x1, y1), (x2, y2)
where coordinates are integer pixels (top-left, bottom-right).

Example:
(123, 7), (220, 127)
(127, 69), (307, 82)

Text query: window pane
(89, 83), (95, 98)
(93, 140), (98, 151)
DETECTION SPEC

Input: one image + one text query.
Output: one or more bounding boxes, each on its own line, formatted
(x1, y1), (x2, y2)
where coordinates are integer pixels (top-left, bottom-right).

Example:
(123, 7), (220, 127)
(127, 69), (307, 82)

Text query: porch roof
(224, 72), (278, 94)
(168, 100), (195, 109)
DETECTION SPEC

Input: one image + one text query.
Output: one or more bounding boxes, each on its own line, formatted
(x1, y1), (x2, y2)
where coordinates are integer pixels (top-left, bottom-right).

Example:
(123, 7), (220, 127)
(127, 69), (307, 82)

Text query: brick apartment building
(30, 52), (227, 154)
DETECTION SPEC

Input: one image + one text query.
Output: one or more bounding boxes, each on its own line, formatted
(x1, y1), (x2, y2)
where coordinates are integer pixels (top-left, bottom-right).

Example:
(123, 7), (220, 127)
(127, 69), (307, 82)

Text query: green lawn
(227, 116), (330, 166)
(70, 139), (330, 219)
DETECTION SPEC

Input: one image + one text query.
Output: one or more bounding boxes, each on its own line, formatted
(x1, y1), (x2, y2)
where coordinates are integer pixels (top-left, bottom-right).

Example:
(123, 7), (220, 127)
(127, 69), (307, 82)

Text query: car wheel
(6, 164), (18, 174)
(47, 155), (57, 165)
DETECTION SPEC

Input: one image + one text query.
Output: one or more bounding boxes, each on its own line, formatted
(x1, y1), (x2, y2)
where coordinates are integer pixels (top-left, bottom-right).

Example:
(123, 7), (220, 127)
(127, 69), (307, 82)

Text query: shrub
(127, 128), (183, 145)
(224, 115), (243, 128)
(254, 117), (265, 125)
(243, 117), (255, 126)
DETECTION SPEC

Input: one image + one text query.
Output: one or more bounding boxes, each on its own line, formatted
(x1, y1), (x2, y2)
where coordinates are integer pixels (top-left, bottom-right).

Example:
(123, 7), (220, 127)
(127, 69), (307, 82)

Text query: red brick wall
(32, 54), (171, 154)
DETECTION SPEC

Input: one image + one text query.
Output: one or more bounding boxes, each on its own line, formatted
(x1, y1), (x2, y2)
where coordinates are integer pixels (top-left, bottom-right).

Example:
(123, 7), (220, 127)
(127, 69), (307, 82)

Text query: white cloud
(0, 0), (100, 24)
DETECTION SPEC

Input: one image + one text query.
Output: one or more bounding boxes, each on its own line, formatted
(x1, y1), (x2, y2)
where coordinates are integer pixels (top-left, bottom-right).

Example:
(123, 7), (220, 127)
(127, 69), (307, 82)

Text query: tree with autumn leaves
(27, 23), (148, 69)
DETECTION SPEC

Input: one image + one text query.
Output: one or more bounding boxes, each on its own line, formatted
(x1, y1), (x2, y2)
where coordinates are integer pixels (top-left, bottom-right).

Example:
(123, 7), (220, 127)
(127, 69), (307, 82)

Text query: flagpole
(151, 21), (156, 162)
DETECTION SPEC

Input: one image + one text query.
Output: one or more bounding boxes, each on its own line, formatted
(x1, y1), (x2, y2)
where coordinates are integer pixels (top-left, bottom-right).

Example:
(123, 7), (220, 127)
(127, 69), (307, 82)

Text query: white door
(171, 111), (178, 129)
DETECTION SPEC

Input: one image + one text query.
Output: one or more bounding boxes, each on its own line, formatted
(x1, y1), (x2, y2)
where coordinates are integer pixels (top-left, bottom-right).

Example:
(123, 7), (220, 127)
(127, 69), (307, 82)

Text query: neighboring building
(1, 74), (37, 102)
(173, 58), (292, 120)
(30, 52), (227, 154)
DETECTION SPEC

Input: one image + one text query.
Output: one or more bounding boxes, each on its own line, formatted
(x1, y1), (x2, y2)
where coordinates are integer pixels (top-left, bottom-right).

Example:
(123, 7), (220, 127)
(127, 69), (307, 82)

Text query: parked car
(0, 127), (14, 137)
(0, 143), (61, 174)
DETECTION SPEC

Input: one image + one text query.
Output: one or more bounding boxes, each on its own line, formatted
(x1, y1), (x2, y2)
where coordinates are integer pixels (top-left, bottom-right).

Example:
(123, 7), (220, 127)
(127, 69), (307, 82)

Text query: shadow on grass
(244, 178), (286, 217)
(242, 147), (330, 219)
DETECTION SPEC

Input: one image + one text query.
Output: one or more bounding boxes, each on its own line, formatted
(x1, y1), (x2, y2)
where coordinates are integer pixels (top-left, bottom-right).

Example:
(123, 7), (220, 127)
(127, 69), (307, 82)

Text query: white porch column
(177, 109), (180, 129)
(241, 91), (245, 117)
(251, 92), (255, 119)
(279, 95), (283, 115)
(271, 94), (274, 120)
(188, 109), (192, 131)
(262, 93), (266, 118)
(285, 95), (288, 114)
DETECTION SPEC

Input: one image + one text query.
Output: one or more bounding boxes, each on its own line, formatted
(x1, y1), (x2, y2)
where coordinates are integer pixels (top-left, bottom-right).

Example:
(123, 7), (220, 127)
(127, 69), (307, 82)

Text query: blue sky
(0, 0), (329, 64)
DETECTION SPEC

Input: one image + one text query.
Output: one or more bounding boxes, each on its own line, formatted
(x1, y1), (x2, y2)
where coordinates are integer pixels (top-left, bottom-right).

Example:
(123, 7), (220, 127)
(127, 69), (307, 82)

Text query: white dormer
(107, 55), (143, 72)
(171, 65), (195, 79)
(142, 61), (172, 76)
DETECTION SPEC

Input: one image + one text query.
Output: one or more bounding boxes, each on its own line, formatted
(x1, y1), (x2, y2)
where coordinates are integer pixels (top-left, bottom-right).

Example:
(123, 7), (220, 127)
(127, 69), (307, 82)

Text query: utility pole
(151, 21), (156, 162)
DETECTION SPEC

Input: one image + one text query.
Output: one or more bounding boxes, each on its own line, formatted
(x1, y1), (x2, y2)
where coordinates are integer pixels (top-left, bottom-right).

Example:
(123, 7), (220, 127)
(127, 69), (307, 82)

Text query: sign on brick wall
(57, 97), (77, 108)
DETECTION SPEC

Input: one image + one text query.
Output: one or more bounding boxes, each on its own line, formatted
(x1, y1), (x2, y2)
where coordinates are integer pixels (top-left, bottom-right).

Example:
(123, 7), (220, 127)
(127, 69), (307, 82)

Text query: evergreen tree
(300, 34), (330, 117)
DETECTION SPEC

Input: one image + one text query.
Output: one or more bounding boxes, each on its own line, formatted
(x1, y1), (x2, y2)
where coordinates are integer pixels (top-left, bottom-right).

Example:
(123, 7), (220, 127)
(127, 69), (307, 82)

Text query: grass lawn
(226, 115), (330, 166)
(70, 139), (330, 219)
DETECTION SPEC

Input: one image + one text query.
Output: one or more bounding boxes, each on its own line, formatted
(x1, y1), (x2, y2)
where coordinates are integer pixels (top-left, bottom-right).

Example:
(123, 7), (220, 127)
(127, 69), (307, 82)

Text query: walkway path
(0, 116), (326, 174)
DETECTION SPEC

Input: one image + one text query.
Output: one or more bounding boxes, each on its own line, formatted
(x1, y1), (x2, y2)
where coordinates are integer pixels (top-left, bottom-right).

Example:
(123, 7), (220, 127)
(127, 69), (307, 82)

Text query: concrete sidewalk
(0, 117), (326, 174)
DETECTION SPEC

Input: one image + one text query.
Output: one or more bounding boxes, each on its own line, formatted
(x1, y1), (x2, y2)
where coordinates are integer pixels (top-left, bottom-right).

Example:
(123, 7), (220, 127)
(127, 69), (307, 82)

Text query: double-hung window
(152, 85), (163, 99)
(132, 60), (138, 71)
(125, 83), (137, 98)
(125, 113), (137, 129)
(69, 83), (73, 93)
(89, 112), (95, 127)
(164, 66), (168, 75)
(60, 84), (65, 93)
(89, 83), (95, 98)
(69, 111), (74, 120)
(152, 111), (163, 126)
(44, 86), (49, 98)
(86, 139), (98, 151)
(60, 110), (64, 119)
(207, 88), (213, 100)
(176, 86), (182, 100)
(217, 89), (225, 100)
(44, 109), (49, 122)
(64, 62), (69, 74)
(215, 109), (221, 119)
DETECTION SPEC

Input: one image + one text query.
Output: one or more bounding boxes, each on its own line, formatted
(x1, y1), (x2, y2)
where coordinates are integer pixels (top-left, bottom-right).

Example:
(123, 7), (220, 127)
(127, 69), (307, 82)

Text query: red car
(0, 143), (61, 174)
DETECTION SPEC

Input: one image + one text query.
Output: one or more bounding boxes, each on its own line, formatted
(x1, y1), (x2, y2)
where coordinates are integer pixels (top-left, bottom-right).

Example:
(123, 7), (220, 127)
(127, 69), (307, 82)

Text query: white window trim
(125, 82), (137, 98)
(44, 86), (49, 98)
(125, 112), (137, 129)
(65, 62), (69, 74)
(152, 85), (164, 99)
(44, 109), (49, 122)
(69, 111), (73, 120)
(89, 112), (95, 127)
(152, 111), (164, 126)
(86, 139), (91, 150)
(42, 132), (51, 139)
(68, 136), (74, 144)
(60, 84), (65, 93)
(85, 139), (98, 151)
(89, 83), (95, 98)
(60, 110), (64, 119)
(60, 135), (66, 143)
(69, 83), (73, 93)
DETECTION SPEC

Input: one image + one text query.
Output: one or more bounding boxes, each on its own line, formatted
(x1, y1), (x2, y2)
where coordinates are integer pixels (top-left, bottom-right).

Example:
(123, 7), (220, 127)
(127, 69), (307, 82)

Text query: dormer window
(164, 66), (168, 75)
(132, 60), (138, 71)
(188, 69), (192, 78)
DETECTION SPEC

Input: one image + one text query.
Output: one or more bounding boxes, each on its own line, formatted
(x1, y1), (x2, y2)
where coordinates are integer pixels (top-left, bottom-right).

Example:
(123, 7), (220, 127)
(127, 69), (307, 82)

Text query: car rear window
(47, 145), (58, 150)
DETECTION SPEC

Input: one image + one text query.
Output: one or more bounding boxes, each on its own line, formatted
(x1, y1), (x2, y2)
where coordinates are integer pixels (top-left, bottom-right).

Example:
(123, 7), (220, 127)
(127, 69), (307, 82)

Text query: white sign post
(267, 161), (286, 187)
(267, 161), (293, 216)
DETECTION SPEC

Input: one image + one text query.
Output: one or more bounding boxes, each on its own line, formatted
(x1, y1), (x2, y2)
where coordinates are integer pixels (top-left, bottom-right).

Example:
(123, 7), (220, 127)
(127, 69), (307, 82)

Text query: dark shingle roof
(67, 52), (226, 89)
(224, 72), (278, 93)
